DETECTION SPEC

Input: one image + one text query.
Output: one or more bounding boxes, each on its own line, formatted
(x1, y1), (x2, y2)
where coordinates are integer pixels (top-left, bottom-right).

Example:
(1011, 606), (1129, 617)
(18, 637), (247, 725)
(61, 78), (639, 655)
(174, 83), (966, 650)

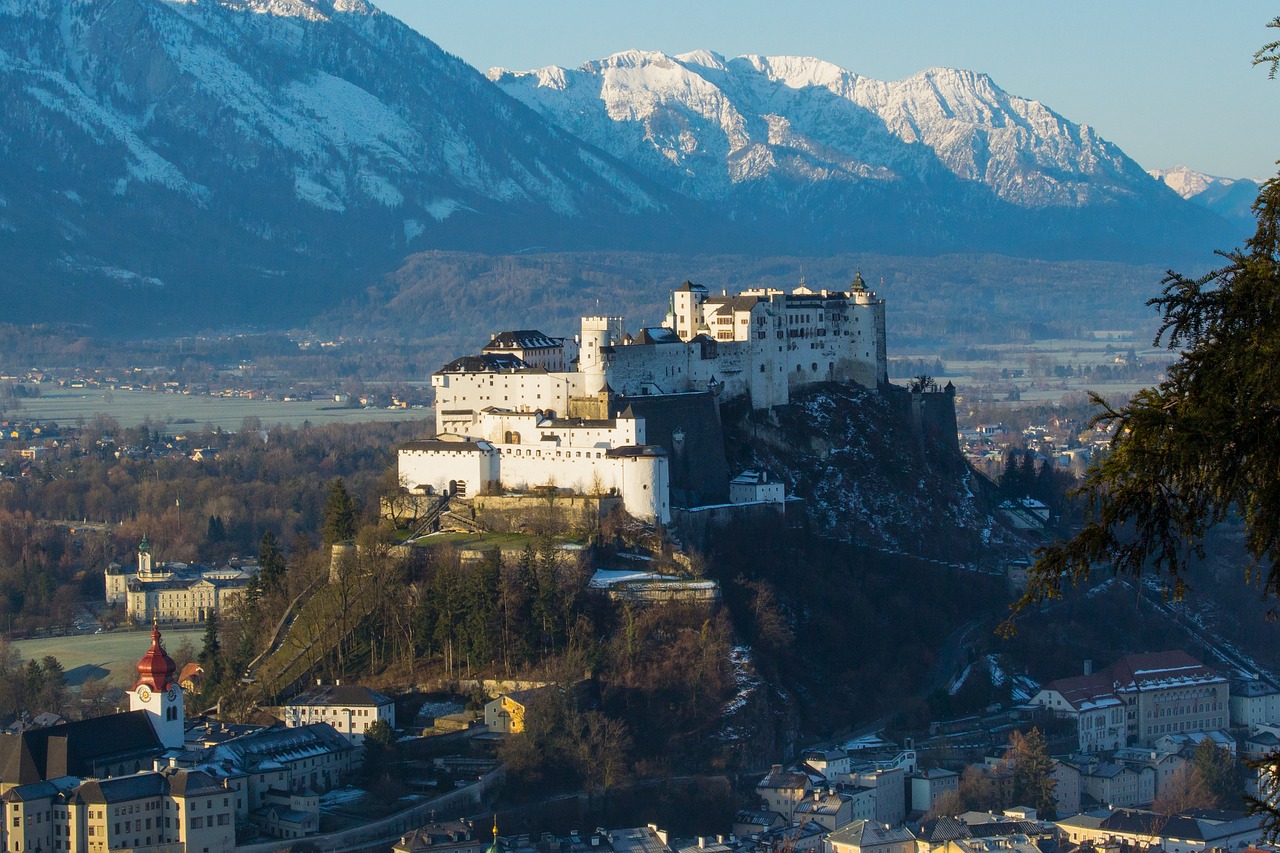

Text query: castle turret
(579, 316), (623, 393)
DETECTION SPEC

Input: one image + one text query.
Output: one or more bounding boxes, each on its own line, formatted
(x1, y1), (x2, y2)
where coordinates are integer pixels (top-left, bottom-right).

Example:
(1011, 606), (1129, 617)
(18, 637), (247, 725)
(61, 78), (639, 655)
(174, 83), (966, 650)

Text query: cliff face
(721, 383), (1021, 564)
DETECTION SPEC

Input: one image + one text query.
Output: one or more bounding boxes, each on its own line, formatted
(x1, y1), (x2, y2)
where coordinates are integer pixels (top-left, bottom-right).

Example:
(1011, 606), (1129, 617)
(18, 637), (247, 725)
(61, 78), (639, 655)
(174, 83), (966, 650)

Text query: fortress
(399, 276), (888, 524)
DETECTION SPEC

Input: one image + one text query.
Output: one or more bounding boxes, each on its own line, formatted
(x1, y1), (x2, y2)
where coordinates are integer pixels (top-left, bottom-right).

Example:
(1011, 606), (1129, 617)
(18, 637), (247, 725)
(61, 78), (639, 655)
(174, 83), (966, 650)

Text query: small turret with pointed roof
(850, 271), (866, 293)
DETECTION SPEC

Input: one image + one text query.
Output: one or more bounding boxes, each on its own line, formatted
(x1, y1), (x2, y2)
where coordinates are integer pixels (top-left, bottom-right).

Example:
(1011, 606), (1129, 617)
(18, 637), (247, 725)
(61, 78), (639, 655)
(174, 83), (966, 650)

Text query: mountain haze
(0, 0), (679, 329)
(1149, 165), (1260, 227)
(0, 1), (1237, 332)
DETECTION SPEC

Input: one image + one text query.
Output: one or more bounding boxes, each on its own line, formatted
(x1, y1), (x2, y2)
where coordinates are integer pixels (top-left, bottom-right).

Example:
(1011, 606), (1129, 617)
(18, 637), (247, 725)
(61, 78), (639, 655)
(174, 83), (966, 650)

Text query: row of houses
(402, 807), (1275, 853)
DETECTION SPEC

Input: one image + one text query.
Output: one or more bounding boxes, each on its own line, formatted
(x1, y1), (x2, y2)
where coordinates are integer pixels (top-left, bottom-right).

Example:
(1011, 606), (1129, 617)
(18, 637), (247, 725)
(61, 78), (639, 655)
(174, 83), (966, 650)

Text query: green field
(6, 387), (430, 433)
(12, 628), (203, 687)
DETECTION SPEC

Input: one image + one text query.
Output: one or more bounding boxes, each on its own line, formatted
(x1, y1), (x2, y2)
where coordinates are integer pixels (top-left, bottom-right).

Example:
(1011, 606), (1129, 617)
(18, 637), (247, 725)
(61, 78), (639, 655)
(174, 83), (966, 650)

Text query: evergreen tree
(1010, 30), (1280, 832)
(39, 655), (67, 716)
(258, 530), (286, 591)
(1001, 449), (1023, 498)
(1192, 739), (1241, 808)
(322, 478), (358, 544)
(1007, 728), (1057, 818)
(199, 610), (222, 689)
(1012, 173), (1280, 610)
(21, 659), (43, 715)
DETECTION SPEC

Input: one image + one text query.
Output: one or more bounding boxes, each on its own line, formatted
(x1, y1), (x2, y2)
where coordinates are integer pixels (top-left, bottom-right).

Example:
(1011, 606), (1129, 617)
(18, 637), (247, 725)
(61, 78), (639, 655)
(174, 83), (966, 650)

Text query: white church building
(403, 276), (886, 523)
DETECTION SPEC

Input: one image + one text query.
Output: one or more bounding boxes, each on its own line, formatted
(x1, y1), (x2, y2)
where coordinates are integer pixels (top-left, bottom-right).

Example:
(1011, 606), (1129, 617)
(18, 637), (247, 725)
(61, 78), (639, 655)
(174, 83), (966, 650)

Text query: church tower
(128, 622), (184, 749)
(137, 533), (153, 577)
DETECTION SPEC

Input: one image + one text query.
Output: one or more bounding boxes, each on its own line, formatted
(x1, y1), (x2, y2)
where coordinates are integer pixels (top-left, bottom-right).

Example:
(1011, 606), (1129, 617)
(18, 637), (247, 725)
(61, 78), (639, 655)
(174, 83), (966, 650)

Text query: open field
(891, 332), (1173, 407)
(12, 627), (203, 687)
(3, 387), (431, 433)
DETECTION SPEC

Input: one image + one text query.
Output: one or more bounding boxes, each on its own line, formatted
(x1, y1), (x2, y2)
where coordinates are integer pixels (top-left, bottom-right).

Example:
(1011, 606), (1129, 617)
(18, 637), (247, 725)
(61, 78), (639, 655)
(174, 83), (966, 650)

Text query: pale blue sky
(375, 0), (1280, 181)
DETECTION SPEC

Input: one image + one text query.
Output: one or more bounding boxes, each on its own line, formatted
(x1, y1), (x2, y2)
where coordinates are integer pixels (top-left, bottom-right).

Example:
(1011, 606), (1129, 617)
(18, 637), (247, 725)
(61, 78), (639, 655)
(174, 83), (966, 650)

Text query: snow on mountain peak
(494, 49), (1149, 209)
(673, 49), (728, 70)
(1148, 165), (1239, 199)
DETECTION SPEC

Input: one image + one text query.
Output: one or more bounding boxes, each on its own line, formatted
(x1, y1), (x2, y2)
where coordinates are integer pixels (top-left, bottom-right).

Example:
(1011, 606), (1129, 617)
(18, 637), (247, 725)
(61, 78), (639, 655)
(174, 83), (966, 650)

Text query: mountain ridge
(0, 2), (1240, 333)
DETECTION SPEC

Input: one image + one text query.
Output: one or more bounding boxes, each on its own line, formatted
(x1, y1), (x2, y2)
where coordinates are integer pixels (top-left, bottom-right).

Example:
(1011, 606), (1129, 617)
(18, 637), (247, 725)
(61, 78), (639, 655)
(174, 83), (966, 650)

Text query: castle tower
(128, 621), (184, 749)
(579, 316), (623, 393)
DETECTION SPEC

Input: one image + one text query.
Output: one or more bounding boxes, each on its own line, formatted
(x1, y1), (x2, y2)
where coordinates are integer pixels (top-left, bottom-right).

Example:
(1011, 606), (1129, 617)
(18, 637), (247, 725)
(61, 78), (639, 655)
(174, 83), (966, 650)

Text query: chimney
(1084, 660), (1093, 676)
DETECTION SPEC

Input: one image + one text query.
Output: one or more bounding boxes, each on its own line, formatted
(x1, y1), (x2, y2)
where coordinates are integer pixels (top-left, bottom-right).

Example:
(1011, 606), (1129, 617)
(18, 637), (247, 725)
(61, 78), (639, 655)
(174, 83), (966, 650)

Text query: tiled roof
(484, 331), (561, 351)
(438, 354), (533, 374)
(288, 684), (393, 708)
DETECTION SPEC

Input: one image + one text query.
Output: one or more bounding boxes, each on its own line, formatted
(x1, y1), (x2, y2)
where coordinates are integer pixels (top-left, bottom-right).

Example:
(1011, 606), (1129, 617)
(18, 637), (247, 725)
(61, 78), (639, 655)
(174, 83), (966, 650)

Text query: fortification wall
(614, 393), (730, 507)
(471, 493), (623, 534)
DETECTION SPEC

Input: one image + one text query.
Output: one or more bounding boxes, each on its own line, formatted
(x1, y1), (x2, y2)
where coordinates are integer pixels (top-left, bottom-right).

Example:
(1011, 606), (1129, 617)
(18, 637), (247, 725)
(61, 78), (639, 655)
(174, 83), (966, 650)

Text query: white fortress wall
(400, 442), (500, 496)
(432, 370), (590, 433)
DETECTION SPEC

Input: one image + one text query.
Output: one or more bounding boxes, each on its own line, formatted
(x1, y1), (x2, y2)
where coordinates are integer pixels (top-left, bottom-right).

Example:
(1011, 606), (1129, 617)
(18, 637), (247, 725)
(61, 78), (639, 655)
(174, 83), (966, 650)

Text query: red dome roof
(135, 622), (177, 691)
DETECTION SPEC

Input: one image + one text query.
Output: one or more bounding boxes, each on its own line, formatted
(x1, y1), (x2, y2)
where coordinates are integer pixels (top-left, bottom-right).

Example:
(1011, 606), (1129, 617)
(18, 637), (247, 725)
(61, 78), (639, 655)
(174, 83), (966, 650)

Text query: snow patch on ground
(403, 218), (425, 242)
(423, 198), (461, 221)
(294, 171), (344, 211)
(717, 645), (763, 742)
(948, 662), (973, 696)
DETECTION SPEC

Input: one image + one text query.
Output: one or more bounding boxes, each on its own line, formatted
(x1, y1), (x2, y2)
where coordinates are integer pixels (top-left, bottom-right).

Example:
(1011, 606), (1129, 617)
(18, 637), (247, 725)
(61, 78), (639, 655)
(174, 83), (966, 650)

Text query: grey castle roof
(400, 438), (496, 454)
(438, 353), (533, 374)
(288, 684), (393, 708)
(484, 330), (561, 351)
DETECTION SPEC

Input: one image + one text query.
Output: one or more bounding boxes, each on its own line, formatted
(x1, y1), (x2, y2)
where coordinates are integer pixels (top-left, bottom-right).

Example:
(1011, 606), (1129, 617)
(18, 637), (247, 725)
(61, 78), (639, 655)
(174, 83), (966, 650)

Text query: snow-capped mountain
(491, 50), (1226, 256)
(0, 0), (675, 328)
(493, 50), (1145, 208)
(0, 6), (1237, 330)
(1149, 165), (1260, 225)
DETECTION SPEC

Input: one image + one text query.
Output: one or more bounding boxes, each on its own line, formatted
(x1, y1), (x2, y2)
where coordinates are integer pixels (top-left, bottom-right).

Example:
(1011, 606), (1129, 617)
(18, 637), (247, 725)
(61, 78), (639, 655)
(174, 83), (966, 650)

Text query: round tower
(129, 621), (184, 749)
(579, 316), (623, 393)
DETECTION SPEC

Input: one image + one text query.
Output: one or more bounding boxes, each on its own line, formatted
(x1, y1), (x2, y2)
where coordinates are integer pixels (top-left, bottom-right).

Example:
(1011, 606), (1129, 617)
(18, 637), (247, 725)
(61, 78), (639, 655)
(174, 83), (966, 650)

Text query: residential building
(757, 765), (813, 821)
(1231, 679), (1280, 728)
(728, 470), (785, 505)
(1078, 761), (1154, 809)
(732, 810), (786, 839)
(910, 769), (959, 814)
(484, 689), (550, 735)
(395, 819), (487, 853)
(283, 682), (395, 744)
(847, 765), (906, 826)
(1050, 760), (1081, 817)
(1032, 652), (1229, 750)
(1055, 808), (1264, 853)
(794, 789), (853, 831)
(826, 820), (915, 853)
(1, 768), (236, 853)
